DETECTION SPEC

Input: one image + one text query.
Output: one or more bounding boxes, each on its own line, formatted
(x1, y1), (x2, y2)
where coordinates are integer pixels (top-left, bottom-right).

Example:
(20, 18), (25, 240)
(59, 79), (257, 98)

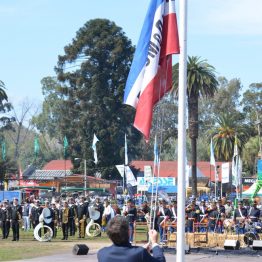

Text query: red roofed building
(130, 160), (226, 182)
(42, 160), (73, 170)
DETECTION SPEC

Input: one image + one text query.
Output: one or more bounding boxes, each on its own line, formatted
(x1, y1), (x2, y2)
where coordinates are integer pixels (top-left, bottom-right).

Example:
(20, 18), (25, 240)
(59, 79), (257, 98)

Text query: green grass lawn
(0, 229), (110, 261)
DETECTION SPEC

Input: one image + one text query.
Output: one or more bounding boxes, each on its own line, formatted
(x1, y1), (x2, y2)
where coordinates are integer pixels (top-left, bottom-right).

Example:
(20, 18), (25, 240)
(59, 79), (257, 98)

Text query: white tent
(242, 181), (262, 197)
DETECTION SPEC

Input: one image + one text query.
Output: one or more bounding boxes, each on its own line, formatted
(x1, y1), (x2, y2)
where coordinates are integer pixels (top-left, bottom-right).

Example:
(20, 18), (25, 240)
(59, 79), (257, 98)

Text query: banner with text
(221, 162), (230, 183)
(137, 177), (176, 192)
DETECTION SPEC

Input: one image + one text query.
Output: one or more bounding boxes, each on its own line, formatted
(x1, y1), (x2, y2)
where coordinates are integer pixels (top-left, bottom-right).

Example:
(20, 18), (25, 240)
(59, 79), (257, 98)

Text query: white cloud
(188, 0), (262, 35)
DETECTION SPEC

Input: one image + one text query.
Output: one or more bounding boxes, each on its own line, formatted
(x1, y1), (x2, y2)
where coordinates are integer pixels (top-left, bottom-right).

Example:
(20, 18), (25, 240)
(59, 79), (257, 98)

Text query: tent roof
(242, 181), (262, 197)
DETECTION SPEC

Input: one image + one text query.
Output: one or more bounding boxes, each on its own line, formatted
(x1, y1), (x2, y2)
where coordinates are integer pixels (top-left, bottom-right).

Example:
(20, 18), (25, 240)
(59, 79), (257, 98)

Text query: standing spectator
(22, 199), (30, 231)
(102, 199), (115, 231)
(124, 199), (137, 243)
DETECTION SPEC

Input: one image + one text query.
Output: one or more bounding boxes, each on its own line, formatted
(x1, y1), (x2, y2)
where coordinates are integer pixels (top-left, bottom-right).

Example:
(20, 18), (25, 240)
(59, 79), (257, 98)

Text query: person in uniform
(124, 199), (137, 243)
(233, 201), (247, 234)
(51, 202), (59, 238)
(93, 197), (104, 227)
(156, 200), (172, 244)
(60, 201), (69, 240)
(216, 199), (226, 233)
(76, 196), (89, 238)
(207, 202), (219, 233)
(42, 201), (54, 237)
(185, 201), (199, 233)
(0, 200), (11, 239)
(10, 198), (22, 241)
(248, 201), (260, 225)
(68, 197), (77, 236)
(169, 200), (177, 233)
(30, 199), (43, 235)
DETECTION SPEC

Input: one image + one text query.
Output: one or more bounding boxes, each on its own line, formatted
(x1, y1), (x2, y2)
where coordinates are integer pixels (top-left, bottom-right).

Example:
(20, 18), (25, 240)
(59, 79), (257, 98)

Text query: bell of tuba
(33, 222), (53, 242)
(86, 206), (101, 237)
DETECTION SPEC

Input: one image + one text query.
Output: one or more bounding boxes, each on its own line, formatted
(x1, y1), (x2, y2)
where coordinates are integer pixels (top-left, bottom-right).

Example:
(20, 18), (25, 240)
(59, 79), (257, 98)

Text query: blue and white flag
(92, 134), (99, 165)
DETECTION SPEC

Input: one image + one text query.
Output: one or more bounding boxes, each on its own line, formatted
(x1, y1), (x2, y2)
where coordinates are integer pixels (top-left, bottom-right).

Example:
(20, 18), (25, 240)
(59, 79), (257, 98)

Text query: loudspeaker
(252, 240), (262, 250)
(72, 244), (89, 255)
(224, 240), (240, 250)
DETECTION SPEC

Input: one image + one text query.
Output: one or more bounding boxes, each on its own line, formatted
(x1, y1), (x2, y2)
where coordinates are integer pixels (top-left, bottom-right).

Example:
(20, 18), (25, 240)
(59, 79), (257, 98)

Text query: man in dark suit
(97, 216), (165, 262)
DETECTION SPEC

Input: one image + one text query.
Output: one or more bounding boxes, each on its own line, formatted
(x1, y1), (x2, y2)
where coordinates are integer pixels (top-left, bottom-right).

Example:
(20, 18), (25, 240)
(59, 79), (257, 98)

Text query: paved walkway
(9, 247), (262, 262)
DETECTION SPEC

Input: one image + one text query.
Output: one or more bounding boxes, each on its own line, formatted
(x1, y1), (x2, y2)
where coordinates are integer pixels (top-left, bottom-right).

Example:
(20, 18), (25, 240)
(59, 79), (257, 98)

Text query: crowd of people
(0, 194), (262, 244)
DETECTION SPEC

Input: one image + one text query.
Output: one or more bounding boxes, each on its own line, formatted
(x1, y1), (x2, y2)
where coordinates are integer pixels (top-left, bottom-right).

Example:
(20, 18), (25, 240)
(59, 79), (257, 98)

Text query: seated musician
(248, 201), (260, 224)
(156, 200), (171, 244)
(233, 201), (247, 234)
(216, 199), (226, 233)
(198, 200), (208, 232)
(185, 201), (199, 233)
(169, 200), (177, 233)
(207, 202), (219, 233)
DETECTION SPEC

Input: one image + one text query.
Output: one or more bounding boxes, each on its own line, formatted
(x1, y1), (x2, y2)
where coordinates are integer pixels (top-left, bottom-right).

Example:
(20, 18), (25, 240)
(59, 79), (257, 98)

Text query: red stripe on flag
(134, 56), (173, 140)
(161, 13), (180, 58)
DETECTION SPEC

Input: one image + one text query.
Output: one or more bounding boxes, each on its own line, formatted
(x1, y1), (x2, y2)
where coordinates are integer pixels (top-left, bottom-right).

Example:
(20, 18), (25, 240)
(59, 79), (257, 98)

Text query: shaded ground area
(8, 246), (262, 262)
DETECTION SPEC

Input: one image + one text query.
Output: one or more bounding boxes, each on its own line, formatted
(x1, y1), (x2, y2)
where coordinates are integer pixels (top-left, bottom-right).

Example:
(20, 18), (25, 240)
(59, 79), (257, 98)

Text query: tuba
(86, 206), (101, 237)
(34, 208), (54, 242)
(33, 222), (53, 242)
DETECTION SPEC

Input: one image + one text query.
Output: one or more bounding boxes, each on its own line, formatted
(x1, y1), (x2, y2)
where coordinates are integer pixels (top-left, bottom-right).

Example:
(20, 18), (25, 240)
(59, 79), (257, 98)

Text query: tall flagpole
(177, 1), (187, 262)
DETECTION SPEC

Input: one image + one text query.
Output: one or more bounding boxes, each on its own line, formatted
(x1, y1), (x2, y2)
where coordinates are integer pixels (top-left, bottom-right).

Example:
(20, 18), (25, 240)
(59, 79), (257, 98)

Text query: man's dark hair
(106, 216), (129, 245)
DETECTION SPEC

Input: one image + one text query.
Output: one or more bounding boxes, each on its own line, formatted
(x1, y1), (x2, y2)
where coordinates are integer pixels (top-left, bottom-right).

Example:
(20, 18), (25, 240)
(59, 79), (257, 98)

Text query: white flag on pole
(232, 137), (239, 187)
(210, 139), (217, 181)
(92, 134), (99, 164)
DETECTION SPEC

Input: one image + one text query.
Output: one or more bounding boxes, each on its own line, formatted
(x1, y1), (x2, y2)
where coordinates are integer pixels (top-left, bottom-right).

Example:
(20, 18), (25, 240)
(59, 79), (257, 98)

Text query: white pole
(177, 1), (187, 262)
(84, 159), (87, 197)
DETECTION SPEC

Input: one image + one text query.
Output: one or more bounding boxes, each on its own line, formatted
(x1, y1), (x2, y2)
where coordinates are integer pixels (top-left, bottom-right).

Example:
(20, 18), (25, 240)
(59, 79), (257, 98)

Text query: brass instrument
(62, 207), (69, 224)
(75, 218), (79, 227)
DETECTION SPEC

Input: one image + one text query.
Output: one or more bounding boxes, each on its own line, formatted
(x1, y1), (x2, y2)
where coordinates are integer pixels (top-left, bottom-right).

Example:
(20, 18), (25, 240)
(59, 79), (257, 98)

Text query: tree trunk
(188, 93), (199, 197)
(191, 137), (197, 197)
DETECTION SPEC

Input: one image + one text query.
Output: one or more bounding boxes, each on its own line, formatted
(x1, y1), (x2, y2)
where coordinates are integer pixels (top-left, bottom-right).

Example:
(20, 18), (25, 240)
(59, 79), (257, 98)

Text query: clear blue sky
(1, 0), (261, 107)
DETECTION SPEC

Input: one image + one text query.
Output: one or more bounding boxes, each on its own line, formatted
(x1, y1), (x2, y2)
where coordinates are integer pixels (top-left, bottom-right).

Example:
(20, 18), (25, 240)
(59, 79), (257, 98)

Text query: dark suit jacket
(97, 243), (165, 262)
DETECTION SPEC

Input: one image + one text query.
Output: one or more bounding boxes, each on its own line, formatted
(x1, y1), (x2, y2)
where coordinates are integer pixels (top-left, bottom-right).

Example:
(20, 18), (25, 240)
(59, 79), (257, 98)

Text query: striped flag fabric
(124, 0), (179, 140)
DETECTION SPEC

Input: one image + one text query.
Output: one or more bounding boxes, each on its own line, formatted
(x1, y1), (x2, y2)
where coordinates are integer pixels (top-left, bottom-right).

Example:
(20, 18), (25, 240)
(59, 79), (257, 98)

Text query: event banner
(137, 177), (176, 191)
(258, 159), (262, 181)
(221, 162), (230, 183)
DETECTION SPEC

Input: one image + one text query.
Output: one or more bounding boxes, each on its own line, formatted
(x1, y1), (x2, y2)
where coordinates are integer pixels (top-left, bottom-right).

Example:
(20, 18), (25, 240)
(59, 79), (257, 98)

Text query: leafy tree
(172, 56), (218, 197)
(0, 80), (15, 183)
(198, 77), (244, 133)
(212, 113), (249, 161)
(34, 19), (141, 179)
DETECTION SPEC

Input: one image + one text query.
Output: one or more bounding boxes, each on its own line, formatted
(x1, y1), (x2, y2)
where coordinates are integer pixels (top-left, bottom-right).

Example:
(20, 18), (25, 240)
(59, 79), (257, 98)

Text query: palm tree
(0, 80), (8, 101)
(172, 56), (218, 197)
(212, 113), (249, 161)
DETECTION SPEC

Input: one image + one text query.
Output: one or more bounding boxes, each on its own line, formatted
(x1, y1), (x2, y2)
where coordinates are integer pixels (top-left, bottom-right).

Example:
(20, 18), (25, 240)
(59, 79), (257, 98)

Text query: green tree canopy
(34, 19), (141, 179)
